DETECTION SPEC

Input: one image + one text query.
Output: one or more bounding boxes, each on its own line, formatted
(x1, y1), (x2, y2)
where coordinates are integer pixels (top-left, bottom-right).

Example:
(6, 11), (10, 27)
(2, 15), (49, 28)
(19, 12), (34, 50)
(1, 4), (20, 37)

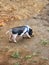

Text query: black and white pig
(6, 25), (33, 43)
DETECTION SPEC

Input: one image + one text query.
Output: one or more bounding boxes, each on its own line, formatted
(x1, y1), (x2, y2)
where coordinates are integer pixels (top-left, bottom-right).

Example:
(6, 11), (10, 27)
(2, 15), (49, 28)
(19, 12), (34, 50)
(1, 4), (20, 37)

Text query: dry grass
(0, 0), (48, 26)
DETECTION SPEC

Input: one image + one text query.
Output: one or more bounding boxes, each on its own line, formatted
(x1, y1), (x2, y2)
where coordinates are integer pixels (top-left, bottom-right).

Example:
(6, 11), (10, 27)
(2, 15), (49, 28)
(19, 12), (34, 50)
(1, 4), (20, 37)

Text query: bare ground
(0, 0), (49, 65)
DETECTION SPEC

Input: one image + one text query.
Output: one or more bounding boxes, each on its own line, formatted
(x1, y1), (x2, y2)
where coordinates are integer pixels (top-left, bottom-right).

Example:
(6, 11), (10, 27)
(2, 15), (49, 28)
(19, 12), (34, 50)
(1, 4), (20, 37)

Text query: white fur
(20, 28), (27, 36)
(12, 34), (18, 42)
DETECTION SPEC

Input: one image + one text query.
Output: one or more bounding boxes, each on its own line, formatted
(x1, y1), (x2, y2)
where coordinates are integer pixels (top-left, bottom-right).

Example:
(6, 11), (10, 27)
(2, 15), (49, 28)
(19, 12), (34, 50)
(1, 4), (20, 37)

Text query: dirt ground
(0, 0), (49, 65)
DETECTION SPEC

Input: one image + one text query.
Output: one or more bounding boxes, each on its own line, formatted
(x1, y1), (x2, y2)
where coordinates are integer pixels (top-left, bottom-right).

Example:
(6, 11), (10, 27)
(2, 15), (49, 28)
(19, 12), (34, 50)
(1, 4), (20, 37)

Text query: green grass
(32, 52), (39, 56)
(41, 56), (48, 60)
(32, 60), (37, 63)
(24, 55), (32, 59)
(47, 28), (49, 31)
(11, 51), (20, 58)
(24, 52), (39, 60)
(14, 62), (19, 65)
(40, 39), (49, 46)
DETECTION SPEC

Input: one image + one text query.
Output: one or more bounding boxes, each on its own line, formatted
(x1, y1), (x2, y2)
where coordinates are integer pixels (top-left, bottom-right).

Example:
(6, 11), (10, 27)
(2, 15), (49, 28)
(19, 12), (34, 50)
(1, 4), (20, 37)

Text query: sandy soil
(0, 0), (49, 65)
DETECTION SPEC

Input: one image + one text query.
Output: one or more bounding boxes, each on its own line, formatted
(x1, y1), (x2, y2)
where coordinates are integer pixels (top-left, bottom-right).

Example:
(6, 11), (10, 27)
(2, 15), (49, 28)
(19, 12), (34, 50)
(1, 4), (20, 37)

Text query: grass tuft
(40, 39), (49, 46)
(25, 55), (32, 59)
(11, 51), (20, 58)
(14, 62), (19, 65)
